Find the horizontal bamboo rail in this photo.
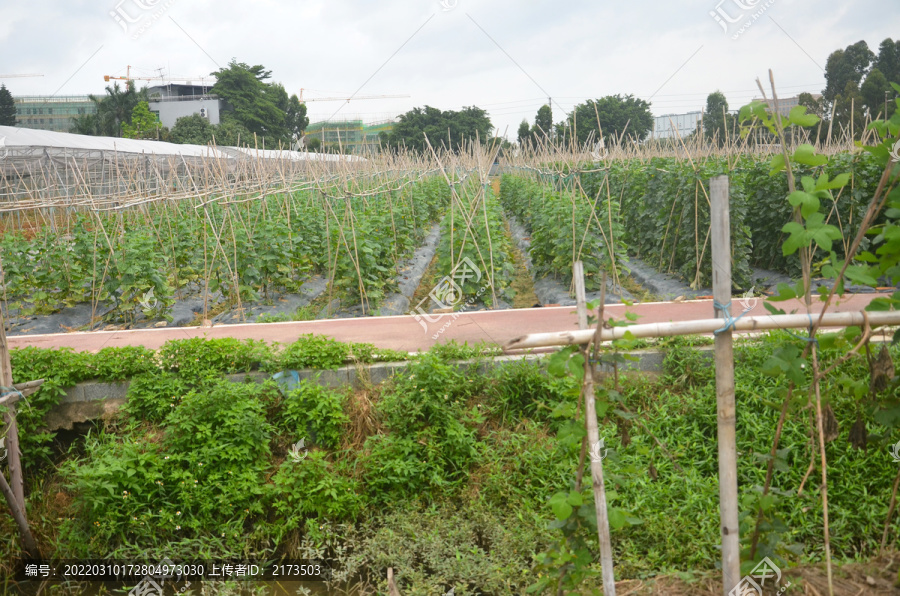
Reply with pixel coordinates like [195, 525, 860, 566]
[505, 309, 900, 350]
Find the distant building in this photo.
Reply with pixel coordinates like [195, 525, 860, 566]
[147, 84, 223, 128]
[13, 96, 97, 133]
[304, 119, 395, 153]
[652, 111, 702, 139]
[751, 93, 822, 117]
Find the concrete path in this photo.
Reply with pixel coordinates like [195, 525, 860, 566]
[7, 292, 891, 354]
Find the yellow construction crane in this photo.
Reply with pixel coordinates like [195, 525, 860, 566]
[298, 88, 409, 103]
[104, 66, 213, 86]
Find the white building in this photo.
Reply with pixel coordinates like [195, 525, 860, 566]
[147, 84, 224, 128]
[750, 93, 822, 118]
[652, 111, 702, 139]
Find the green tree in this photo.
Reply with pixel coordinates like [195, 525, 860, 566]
[121, 102, 161, 140]
[383, 105, 492, 153]
[860, 67, 894, 119]
[874, 38, 900, 84]
[532, 104, 553, 143]
[73, 81, 148, 137]
[561, 95, 653, 145]
[831, 80, 866, 139]
[517, 119, 531, 148]
[305, 137, 321, 151]
[212, 120, 252, 147]
[798, 92, 824, 117]
[70, 114, 100, 135]
[0, 84, 16, 126]
[702, 91, 733, 146]
[285, 94, 309, 145]
[823, 41, 875, 105]
[170, 113, 215, 145]
[210, 60, 289, 147]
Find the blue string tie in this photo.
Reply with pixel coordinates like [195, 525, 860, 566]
[713, 300, 752, 335]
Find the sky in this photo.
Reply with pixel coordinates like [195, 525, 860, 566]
[1, 0, 897, 139]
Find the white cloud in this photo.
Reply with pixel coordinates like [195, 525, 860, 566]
[1, 0, 896, 138]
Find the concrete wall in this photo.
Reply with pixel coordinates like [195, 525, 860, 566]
[45, 349, 708, 431]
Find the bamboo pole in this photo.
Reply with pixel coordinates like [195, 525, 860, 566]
[574, 261, 616, 596]
[0, 461, 40, 559]
[0, 306, 24, 510]
[710, 176, 740, 595]
[574, 261, 588, 330]
[504, 310, 900, 350]
[0, 309, 40, 558]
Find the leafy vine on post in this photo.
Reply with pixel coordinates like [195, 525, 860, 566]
[736, 74, 900, 596]
[530, 274, 642, 595]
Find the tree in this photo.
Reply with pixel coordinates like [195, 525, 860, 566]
[823, 41, 875, 104]
[517, 119, 531, 148]
[121, 102, 161, 139]
[860, 67, 893, 118]
[170, 114, 215, 145]
[70, 114, 100, 135]
[212, 120, 252, 147]
[210, 60, 289, 147]
[285, 94, 309, 145]
[702, 91, 733, 146]
[874, 38, 900, 85]
[382, 105, 492, 153]
[72, 81, 148, 137]
[532, 104, 553, 143]
[560, 95, 653, 146]
[831, 80, 866, 139]
[798, 92, 824, 118]
[0, 84, 16, 126]
[305, 137, 321, 151]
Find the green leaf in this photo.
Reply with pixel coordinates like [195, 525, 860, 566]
[816, 172, 850, 190]
[549, 492, 574, 520]
[566, 491, 584, 507]
[608, 507, 627, 530]
[788, 105, 819, 127]
[792, 144, 828, 166]
[844, 265, 878, 287]
[769, 153, 786, 175]
[768, 282, 797, 302]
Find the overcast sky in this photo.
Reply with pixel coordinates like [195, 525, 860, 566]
[1, 0, 896, 138]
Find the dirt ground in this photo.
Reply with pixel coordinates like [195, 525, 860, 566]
[611, 554, 900, 595]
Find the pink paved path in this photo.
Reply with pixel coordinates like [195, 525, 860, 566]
[7, 293, 891, 354]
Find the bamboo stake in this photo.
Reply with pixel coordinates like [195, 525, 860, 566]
[0, 305, 24, 510]
[710, 176, 740, 595]
[574, 261, 616, 596]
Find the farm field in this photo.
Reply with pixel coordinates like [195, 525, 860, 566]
[1, 148, 889, 340]
[3, 98, 900, 596]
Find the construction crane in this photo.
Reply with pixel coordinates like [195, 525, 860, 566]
[298, 88, 409, 104]
[0, 74, 43, 79]
[104, 65, 213, 86]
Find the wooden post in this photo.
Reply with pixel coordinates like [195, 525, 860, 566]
[0, 306, 25, 511]
[574, 261, 616, 595]
[0, 451, 40, 558]
[710, 176, 740, 594]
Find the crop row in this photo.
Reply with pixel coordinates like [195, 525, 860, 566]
[0, 176, 451, 321]
[503, 151, 883, 290]
[433, 179, 516, 307]
[500, 174, 624, 291]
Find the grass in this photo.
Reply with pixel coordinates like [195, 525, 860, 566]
[2, 334, 899, 595]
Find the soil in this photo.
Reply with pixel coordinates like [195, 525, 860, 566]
[614, 554, 900, 595]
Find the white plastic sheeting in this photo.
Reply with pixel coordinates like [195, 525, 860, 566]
[0, 126, 366, 212]
[0, 126, 365, 162]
